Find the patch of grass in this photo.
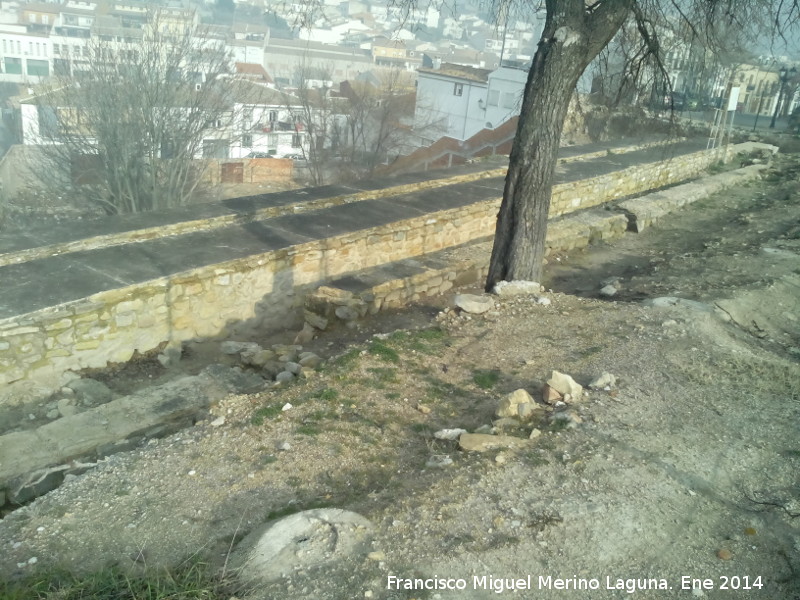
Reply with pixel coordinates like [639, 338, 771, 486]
[366, 367, 398, 384]
[425, 377, 470, 402]
[0, 561, 230, 600]
[388, 328, 448, 354]
[472, 369, 501, 389]
[332, 348, 360, 370]
[250, 403, 283, 426]
[296, 424, 322, 436]
[317, 388, 339, 402]
[368, 341, 400, 363]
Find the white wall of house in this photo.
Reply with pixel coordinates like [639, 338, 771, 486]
[483, 65, 526, 129]
[0, 26, 52, 82]
[415, 71, 487, 141]
[415, 64, 527, 141]
[227, 103, 309, 158]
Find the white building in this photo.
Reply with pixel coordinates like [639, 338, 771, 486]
[414, 61, 527, 141]
[0, 24, 53, 82]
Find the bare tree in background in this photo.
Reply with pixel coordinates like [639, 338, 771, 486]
[32, 15, 236, 214]
[285, 63, 346, 186]
[340, 69, 418, 176]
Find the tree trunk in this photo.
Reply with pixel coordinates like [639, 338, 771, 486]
[485, 0, 632, 290]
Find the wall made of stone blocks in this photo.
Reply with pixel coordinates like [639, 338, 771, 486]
[0, 145, 737, 397]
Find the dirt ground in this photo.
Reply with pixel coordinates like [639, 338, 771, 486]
[0, 155, 799, 599]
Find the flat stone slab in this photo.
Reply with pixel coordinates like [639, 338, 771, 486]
[234, 508, 374, 583]
[458, 433, 529, 452]
[0, 366, 261, 499]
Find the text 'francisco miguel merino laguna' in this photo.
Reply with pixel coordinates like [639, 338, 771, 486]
[387, 575, 671, 594]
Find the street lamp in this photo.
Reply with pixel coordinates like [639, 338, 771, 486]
[770, 66, 796, 128]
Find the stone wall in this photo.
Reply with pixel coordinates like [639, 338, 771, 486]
[199, 157, 294, 185]
[0, 144, 747, 396]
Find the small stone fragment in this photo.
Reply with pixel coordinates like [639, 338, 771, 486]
[546, 370, 583, 398]
[57, 398, 78, 418]
[284, 362, 302, 375]
[493, 280, 542, 297]
[517, 403, 541, 421]
[588, 372, 617, 389]
[425, 455, 453, 468]
[492, 417, 521, 429]
[417, 404, 432, 415]
[293, 323, 316, 345]
[454, 294, 495, 314]
[367, 551, 385, 561]
[496, 389, 535, 418]
[335, 305, 360, 321]
[298, 353, 323, 369]
[717, 548, 733, 560]
[458, 433, 528, 452]
[599, 285, 617, 297]
[304, 310, 329, 331]
[210, 416, 226, 427]
[542, 384, 563, 405]
[434, 428, 467, 440]
[529, 428, 542, 439]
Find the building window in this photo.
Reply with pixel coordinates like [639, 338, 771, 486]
[453, 83, 463, 96]
[27, 59, 49, 76]
[487, 89, 500, 107]
[502, 92, 517, 109]
[29, 13, 36, 23]
[4, 57, 22, 74]
[242, 133, 252, 147]
[42, 15, 49, 24]
[291, 133, 302, 148]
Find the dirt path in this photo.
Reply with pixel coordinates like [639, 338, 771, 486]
[1, 157, 798, 599]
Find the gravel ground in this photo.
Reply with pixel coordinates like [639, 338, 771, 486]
[1, 156, 799, 600]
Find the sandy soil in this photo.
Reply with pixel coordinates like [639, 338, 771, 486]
[1, 155, 798, 600]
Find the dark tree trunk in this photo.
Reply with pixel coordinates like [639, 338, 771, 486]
[486, 0, 632, 290]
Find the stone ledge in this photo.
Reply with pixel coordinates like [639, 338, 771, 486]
[618, 164, 768, 232]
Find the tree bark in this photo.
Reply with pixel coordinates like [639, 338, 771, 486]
[486, 0, 633, 290]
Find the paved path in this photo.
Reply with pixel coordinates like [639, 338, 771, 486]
[0, 137, 707, 321]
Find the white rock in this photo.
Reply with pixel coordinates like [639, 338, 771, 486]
[281, 403, 293, 411]
[210, 416, 226, 427]
[434, 428, 467, 440]
[493, 280, 542, 297]
[496, 389, 535, 418]
[547, 371, 583, 399]
[536, 296, 552, 305]
[454, 294, 495, 314]
[588, 372, 616, 389]
[221, 341, 260, 355]
[425, 455, 454, 468]
[234, 509, 373, 584]
[599, 285, 617, 297]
